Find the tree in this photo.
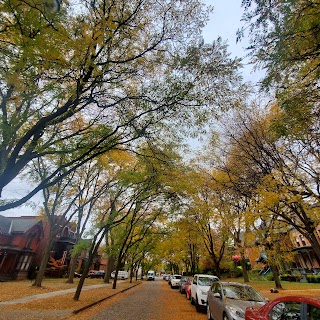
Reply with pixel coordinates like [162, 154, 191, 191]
[249, 187, 297, 289]
[0, 0, 243, 211]
[31, 158, 82, 287]
[239, 0, 320, 132]
[73, 142, 182, 299]
[219, 105, 320, 280]
[184, 170, 233, 278]
[66, 159, 114, 284]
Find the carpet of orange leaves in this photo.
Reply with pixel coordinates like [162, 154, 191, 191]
[0, 278, 139, 312]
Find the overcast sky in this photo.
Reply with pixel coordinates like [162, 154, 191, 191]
[203, 0, 264, 84]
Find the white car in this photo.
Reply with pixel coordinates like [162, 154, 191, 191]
[170, 274, 182, 288]
[111, 270, 129, 279]
[191, 274, 219, 312]
[147, 270, 155, 281]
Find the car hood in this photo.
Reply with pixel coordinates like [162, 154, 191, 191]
[226, 298, 265, 312]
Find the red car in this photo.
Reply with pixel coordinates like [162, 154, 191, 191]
[245, 295, 320, 320]
[185, 277, 193, 300]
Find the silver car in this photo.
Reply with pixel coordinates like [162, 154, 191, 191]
[207, 281, 267, 320]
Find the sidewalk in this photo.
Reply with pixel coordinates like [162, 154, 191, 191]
[0, 281, 141, 320]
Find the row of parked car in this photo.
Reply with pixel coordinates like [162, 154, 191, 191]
[74, 269, 129, 279]
[164, 274, 320, 320]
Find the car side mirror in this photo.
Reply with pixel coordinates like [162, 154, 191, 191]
[213, 293, 221, 299]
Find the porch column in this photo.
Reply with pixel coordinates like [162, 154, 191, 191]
[307, 251, 315, 269]
[0, 252, 7, 271]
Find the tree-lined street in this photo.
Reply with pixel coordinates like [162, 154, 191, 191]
[1, 0, 320, 304]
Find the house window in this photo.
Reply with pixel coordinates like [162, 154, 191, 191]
[300, 236, 307, 246]
[25, 232, 36, 248]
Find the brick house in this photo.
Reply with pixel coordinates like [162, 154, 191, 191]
[289, 227, 320, 275]
[0, 215, 78, 280]
[0, 215, 43, 280]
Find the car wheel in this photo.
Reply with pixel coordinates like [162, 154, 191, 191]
[223, 313, 229, 320]
[195, 296, 202, 312]
[191, 296, 195, 305]
[186, 291, 190, 300]
[207, 305, 213, 320]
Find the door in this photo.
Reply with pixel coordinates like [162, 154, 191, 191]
[191, 276, 198, 302]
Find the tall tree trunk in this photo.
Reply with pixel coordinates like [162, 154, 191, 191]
[104, 229, 115, 284]
[129, 259, 134, 283]
[105, 254, 115, 284]
[66, 254, 78, 284]
[271, 264, 282, 289]
[112, 270, 119, 289]
[73, 227, 107, 301]
[33, 232, 56, 287]
[240, 257, 250, 282]
[135, 260, 141, 281]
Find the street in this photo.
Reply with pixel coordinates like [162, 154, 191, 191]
[74, 278, 207, 320]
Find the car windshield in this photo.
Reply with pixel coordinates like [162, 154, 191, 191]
[173, 275, 181, 279]
[198, 277, 217, 286]
[223, 285, 264, 302]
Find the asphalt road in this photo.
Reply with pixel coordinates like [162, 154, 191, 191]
[87, 278, 207, 320]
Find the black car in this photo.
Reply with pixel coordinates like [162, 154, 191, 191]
[89, 270, 105, 279]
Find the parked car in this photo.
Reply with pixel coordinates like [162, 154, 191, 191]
[191, 274, 219, 312]
[110, 270, 129, 279]
[179, 276, 189, 294]
[185, 277, 193, 300]
[87, 270, 97, 277]
[89, 270, 105, 279]
[207, 281, 267, 320]
[168, 274, 173, 285]
[245, 295, 320, 320]
[170, 274, 182, 288]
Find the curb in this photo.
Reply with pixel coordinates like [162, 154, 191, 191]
[72, 281, 142, 314]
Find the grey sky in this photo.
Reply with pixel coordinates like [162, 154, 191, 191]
[203, 0, 263, 84]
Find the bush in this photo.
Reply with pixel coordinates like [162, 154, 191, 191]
[280, 274, 300, 282]
[234, 266, 243, 277]
[306, 275, 320, 283]
[226, 266, 243, 278]
[265, 273, 274, 281]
